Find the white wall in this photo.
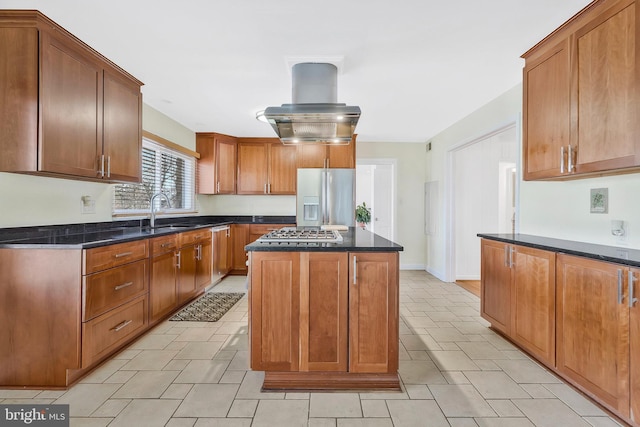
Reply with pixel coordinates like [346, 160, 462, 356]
[426, 82, 640, 282]
[357, 142, 427, 269]
[425, 84, 522, 281]
[0, 104, 195, 228]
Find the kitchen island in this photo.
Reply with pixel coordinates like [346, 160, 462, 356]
[245, 227, 403, 391]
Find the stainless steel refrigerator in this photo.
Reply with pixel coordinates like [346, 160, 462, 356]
[296, 168, 355, 227]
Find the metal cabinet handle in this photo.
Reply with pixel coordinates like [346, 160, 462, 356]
[107, 155, 111, 178]
[176, 251, 181, 268]
[618, 269, 623, 304]
[217, 181, 220, 193]
[509, 247, 514, 268]
[112, 319, 132, 332]
[160, 242, 174, 249]
[560, 146, 565, 174]
[114, 252, 133, 258]
[630, 271, 638, 308]
[568, 145, 574, 172]
[196, 244, 202, 261]
[353, 256, 357, 284]
[114, 281, 133, 291]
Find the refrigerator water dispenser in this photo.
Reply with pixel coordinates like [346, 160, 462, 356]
[303, 196, 319, 221]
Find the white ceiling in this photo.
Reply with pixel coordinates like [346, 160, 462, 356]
[3, 0, 592, 143]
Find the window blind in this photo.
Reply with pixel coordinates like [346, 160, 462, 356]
[113, 138, 196, 215]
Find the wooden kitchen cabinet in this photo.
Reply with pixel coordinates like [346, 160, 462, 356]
[196, 132, 237, 194]
[0, 11, 142, 182]
[250, 251, 301, 371]
[237, 138, 297, 195]
[522, 38, 571, 180]
[300, 252, 349, 372]
[631, 267, 640, 425]
[556, 254, 630, 418]
[250, 250, 400, 390]
[149, 234, 179, 323]
[178, 229, 213, 302]
[480, 239, 513, 335]
[522, 0, 640, 180]
[349, 252, 399, 374]
[231, 224, 250, 275]
[213, 226, 232, 283]
[480, 239, 556, 366]
[297, 136, 357, 168]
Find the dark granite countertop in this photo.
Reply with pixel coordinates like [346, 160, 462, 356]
[245, 227, 403, 252]
[478, 233, 640, 268]
[0, 215, 296, 249]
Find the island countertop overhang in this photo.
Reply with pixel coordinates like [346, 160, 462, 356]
[244, 227, 403, 252]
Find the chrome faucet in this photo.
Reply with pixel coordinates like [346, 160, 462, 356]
[150, 192, 171, 228]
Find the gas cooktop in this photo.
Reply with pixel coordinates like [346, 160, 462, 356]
[257, 227, 344, 243]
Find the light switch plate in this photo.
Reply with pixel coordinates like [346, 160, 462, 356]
[81, 195, 96, 214]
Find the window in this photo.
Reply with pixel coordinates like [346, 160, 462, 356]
[113, 137, 196, 215]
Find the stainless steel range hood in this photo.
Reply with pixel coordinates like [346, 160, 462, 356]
[263, 63, 361, 144]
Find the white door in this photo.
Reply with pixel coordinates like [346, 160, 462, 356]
[356, 160, 396, 241]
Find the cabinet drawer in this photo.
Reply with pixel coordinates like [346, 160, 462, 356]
[82, 294, 148, 368]
[179, 228, 212, 247]
[150, 234, 179, 256]
[83, 259, 149, 321]
[84, 240, 149, 274]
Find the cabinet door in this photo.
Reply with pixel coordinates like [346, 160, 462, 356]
[250, 252, 300, 371]
[41, 32, 102, 178]
[630, 268, 640, 424]
[328, 139, 356, 168]
[556, 254, 629, 416]
[511, 246, 556, 366]
[522, 38, 571, 180]
[0, 27, 39, 172]
[237, 142, 268, 194]
[103, 69, 142, 182]
[150, 251, 178, 323]
[217, 136, 237, 194]
[574, 1, 639, 174]
[177, 245, 198, 304]
[349, 252, 398, 373]
[480, 239, 512, 335]
[231, 224, 250, 274]
[268, 143, 297, 194]
[213, 228, 230, 281]
[196, 238, 213, 289]
[297, 144, 327, 168]
[300, 252, 348, 372]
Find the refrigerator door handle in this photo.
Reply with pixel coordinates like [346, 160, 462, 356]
[322, 169, 328, 225]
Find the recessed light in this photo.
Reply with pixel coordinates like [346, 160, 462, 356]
[255, 110, 268, 123]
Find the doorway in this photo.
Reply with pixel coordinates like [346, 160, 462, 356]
[355, 159, 396, 242]
[447, 123, 518, 282]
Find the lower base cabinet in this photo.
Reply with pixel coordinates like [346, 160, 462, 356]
[481, 238, 640, 426]
[249, 250, 400, 390]
[556, 254, 631, 419]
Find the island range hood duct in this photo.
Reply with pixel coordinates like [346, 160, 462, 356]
[263, 63, 361, 144]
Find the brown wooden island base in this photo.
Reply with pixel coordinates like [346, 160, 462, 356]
[246, 230, 403, 392]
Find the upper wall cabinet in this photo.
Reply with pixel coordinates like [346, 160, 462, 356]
[522, 0, 640, 180]
[196, 132, 237, 194]
[236, 138, 297, 195]
[297, 135, 357, 169]
[0, 11, 143, 183]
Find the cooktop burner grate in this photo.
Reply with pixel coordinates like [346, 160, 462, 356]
[257, 227, 343, 243]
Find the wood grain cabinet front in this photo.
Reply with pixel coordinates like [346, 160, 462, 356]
[237, 138, 297, 195]
[0, 11, 142, 183]
[297, 136, 357, 169]
[196, 133, 237, 194]
[480, 239, 556, 366]
[556, 254, 631, 419]
[522, 0, 640, 180]
[250, 250, 400, 390]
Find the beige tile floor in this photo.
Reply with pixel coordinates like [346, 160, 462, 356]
[0, 271, 624, 427]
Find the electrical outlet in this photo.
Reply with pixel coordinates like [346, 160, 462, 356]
[81, 195, 96, 214]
